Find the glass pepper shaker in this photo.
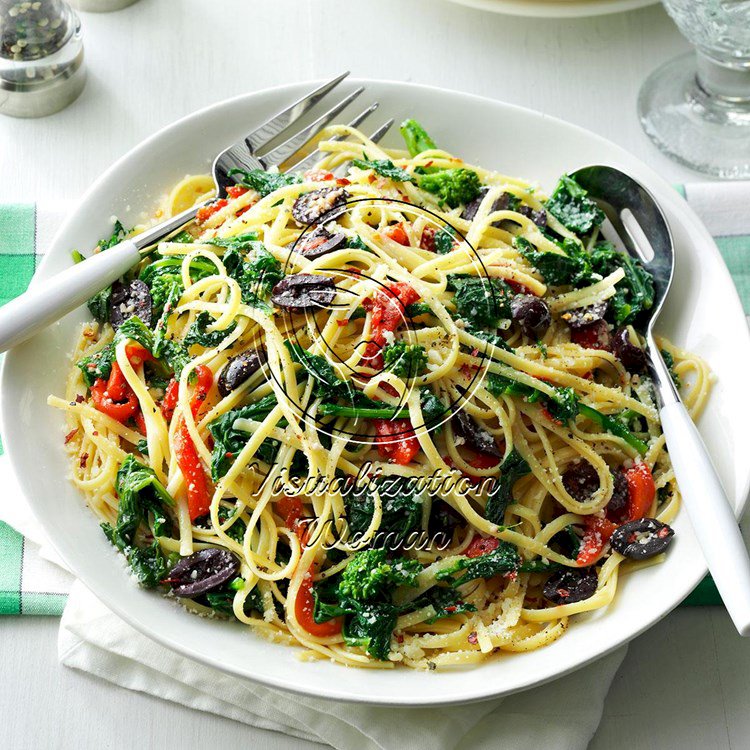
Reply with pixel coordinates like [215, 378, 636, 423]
[0, 0, 86, 118]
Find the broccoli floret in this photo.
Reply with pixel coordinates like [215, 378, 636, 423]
[400, 119, 438, 157]
[418, 168, 482, 209]
[383, 341, 427, 379]
[338, 548, 421, 602]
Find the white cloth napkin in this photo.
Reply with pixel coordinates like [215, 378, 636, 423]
[58, 581, 626, 749]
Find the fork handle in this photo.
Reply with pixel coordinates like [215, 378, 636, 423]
[0, 204, 202, 353]
[660, 400, 750, 636]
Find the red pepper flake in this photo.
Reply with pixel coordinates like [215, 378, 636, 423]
[337, 178, 351, 186]
[75, 394, 85, 403]
[64, 428, 78, 444]
[79, 452, 89, 468]
[92, 431, 99, 436]
[468, 631, 479, 645]
[337, 319, 348, 327]
[396, 634, 404, 644]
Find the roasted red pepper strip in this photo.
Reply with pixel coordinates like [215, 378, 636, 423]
[295, 567, 343, 637]
[196, 199, 228, 224]
[373, 418, 420, 465]
[362, 282, 421, 368]
[226, 185, 249, 199]
[90, 367, 140, 423]
[465, 535, 500, 558]
[625, 462, 656, 521]
[161, 378, 179, 423]
[384, 222, 410, 246]
[576, 516, 618, 566]
[174, 365, 214, 520]
[277, 496, 304, 531]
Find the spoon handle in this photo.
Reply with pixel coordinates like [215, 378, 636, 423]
[0, 239, 141, 353]
[660, 400, 750, 636]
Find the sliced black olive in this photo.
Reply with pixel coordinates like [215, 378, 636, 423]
[452, 411, 501, 457]
[460, 188, 508, 224]
[271, 274, 336, 313]
[510, 294, 551, 338]
[517, 204, 548, 228]
[561, 302, 608, 330]
[217, 349, 266, 397]
[606, 470, 630, 524]
[428, 500, 463, 547]
[297, 227, 347, 260]
[543, 567, 599, 605]
[612, 327, 647, 373]
[562, 461, 600, 501]
[292, 187, 349, 226]
[109, 279, 152, 329]
[610, 518, 674, 560]
[164, 548, 240, 597]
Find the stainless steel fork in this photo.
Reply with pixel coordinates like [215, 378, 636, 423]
[0, 72, 392, 352]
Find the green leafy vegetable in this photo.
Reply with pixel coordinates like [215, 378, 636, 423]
[115, 316, 154, 351]
[383, 341, 427, 379]
[351, 157, 413, 183]
[515, 236, 592, 287]
[434, 226, 456, 255]
[660, 349, 681, 390]
[183, 311, 237, 349]
[227, 169, 302, 197]
[342, 602, 398, 660]
[484, 449, 531, 525]
[207, 394, 278, 480]
[139, 256, 218, 286]
[418, 168, 481, 209]
[436, 541, 520, 587]
[451, 276, 513, 329]
[545, 175, 605, 235]
[83, 220, 128, 323]
[400, 119, 438, 157]
[222, 241, 284, 309]
[405, 302, 433, 318]
[345, 475, 424, 545]
[578, 403, 649, 455]
[77, 343, 115, 387]
[127, 542, 170, 588]
[338, 548, 421, 601]
[590, 242, 654, 325]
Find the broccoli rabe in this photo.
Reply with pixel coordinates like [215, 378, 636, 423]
[383, 341, 427, 379]
[660, 349, 681, 390]
[400, 119, 438, 157]
[226, 168, 302, 197]
[77, 343, 115, 387]
[451, 276, 513, 329]
[338, 548, 421, 601]
[436, 541, 521, 587]
[545, 174, 605, 235]
[418, 168, 482, 209]
[351, 157, 413, 183]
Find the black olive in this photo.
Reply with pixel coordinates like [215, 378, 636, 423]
[460, 188, 509, 224]
[606, 470, 630, 524]
[428, 500, 463, 547]
[297, 228, 347, 260]
[510, 294, 551, 338]
[612, 328, 647, 373]
[271, 274, 336, 313]
[164, 548, 240, 597]
[291, 187, 349, 226]
[610, 518, 674, 560]
[561, 302, 608, 330]
[517, 204, 548, 229]
[217, 349, 266, 397]
[562, 461, 600, 501]
[543, 567, 599, 605]
[452, 411, 502, 457]
[109, 279, 152, 329]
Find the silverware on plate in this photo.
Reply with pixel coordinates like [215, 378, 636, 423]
[0, 70, 392, 351]
[574, 165, 750, 636]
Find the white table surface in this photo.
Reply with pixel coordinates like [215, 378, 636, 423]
[1, 1, 747, 748]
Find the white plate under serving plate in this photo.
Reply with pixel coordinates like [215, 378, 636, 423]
[443, 0, 656, 18]
[3, 79, 749, 706]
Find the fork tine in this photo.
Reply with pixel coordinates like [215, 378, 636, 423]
[367, 117, 394, 144]
[284, 102, 381, 173]
[243, 71, 350, 154]
[259, 86, 365, 169]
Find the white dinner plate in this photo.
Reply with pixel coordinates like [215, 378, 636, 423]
[444, 0, 656, 18]
[3, 78, 749, 706]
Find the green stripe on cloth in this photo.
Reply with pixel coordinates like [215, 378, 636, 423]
[0, 521, 23, 614]
[716, 236, 750, 315]
[0, 204, 35, 255]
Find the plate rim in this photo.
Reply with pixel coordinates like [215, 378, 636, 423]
[441, 0, 657, 18]
[3, 76, 748, 706]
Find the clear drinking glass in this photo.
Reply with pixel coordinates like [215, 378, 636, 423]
[638, 0, 750, 178]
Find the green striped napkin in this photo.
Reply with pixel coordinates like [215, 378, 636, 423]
[2, 191, 745, 615]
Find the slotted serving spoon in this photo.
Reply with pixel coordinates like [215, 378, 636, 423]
[573, 165, 750, 636]
[0, 72, 392, 352]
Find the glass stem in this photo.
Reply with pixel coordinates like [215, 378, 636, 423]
[696, 52, 750, 104]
